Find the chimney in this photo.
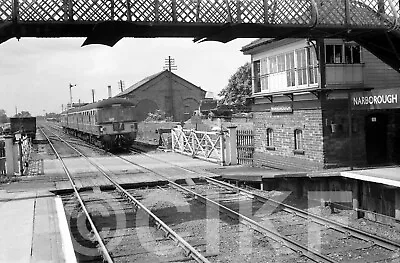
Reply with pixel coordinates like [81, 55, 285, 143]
[92, 89, 95, 103]
[108, 85, 112, 98]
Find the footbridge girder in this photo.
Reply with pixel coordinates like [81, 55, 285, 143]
[0, 0, 400, 71]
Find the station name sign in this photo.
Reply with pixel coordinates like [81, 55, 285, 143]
[351, 88, 400, 110]
[271, 104, 293, 113]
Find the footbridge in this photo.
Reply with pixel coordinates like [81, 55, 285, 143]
[1, 0, 400, 71]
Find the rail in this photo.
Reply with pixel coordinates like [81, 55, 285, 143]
[204, 177, 400, 251]
[39, 127, 113, 263]
[122, 149, 337, 263]
[127, 147, 400, 259]
[42, 126, 210, 263]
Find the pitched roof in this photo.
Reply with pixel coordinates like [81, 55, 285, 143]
[116, 71, 165, 97]
[115, 70, 205, 97]
[241, 38, 272, 52]
[241, 38, 302, 54]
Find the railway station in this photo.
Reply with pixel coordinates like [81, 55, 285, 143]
[1, 0, 400, 262]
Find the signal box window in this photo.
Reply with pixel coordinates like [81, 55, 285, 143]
[326, 43, 361, 64]
[326, 44, 343, 64]
[253, 60, 261, 93]
[344, 44, 361, 64]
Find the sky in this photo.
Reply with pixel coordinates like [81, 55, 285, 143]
[0, 37, 256, 116]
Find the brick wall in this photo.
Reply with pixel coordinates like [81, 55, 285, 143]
[121, 71, 205, 122]
[253, 106, 325, 170]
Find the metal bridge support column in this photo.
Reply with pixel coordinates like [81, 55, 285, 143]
[395, 189, 400, 226]
[4, 135, 15, 177]
[225, 126, 237, 165]
[352, 180, 360, 219]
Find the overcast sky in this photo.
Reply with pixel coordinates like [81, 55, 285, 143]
[0, 37, 255, 116]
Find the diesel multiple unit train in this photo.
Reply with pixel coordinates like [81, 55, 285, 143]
[60, 98, 138, 150]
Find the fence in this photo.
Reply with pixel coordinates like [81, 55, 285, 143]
[172, 127, 226, 164]
[0, 135, 33, 176]
[21, 136, 32, 175]
[0, 138, 5, 175]
[237, 129, 254, 165]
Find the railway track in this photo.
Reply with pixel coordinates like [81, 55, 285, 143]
[44, 124, 328, 262]
[124, 148, 400, 263]
[43, 124, 400, 262]
[40, 126, 210, 263]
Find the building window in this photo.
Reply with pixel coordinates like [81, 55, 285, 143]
[253, 60, 261, 93]
[269, 56, 277, 74]
[344, 44, 361, 64]
[326, 44, 343, 64]
[294, 129, 304, 154]
[308, 47, 318, 84]
[277, 54, 285, 72]
[296, 48, 307, 86]
[266, 128, 275, 150]
[326, 43, 362, 64]
[261, 58, 269, 91]
[286, 52, 295, 87]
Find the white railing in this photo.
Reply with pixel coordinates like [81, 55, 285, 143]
[171, 126, 238, 165]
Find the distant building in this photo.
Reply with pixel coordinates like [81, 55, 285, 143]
[116, 70, 206, 122]
[66, 102, 89, 110]
[242, 38, 400, 170]
[199, 98, 218, 115]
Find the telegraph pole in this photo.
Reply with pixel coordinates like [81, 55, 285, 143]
[163, 56, 177, 71]
[118, 80, 125, 92]
[163, 56, 177, 121]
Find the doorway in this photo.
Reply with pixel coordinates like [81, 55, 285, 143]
[365, 113, 388, 165]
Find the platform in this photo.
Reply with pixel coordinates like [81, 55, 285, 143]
[211, 165, 400, 189]
[341, 166, 400, 188]
[208, 166, 309, 182]
[0, 190, 76, 263]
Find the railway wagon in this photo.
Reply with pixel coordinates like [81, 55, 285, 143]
[60, 98, 138, 150]
[10, 117, 37, 139]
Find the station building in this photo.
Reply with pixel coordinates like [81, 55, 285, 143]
[242, 38, 400, 170]
[116, 70, 206, 122]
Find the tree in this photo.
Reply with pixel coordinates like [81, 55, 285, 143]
[0, 109, 8, 123]
[218, 62, 252, 111]
[14, 111, 32, 118]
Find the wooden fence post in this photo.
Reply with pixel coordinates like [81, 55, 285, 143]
[227, 126, 237, 165]
[171, 128, 175, 151]
[220, 130, 225, 166]
[4, 135, 15, 177]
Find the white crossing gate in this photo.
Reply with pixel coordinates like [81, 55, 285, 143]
[172, 127, 225, 165]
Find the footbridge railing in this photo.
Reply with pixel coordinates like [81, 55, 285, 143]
[0, 0, 399, 31]
[1, 1, 399, 71]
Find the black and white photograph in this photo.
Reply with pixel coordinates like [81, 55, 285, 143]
[1, 1, 400, 262]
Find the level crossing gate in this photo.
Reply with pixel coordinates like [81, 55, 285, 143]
[172, 126, 255, 166]
[172, 127, 226, 164]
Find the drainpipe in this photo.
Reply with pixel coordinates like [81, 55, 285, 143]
[348, 91, 354, 170]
